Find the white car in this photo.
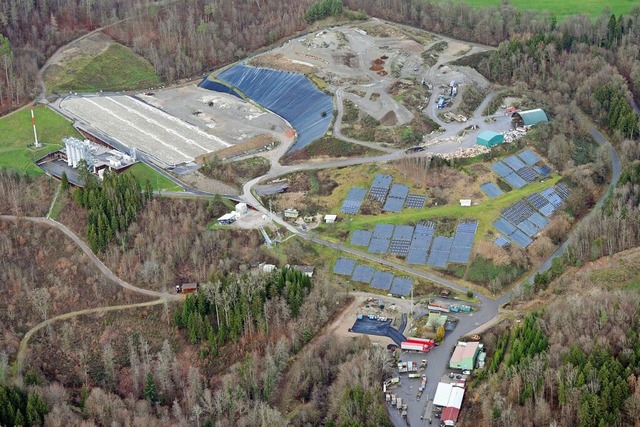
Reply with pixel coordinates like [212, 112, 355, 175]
[462, 370, 472, 375]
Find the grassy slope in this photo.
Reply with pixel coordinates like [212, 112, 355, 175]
[328, 173, 562, 243]
[0, 106, 81, 176]
[123, 163, 184, 192]
[46, 42, 161, 93]
[446, 0, 634, 19]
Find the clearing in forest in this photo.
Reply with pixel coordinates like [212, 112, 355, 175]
[44, 32, 161, 94]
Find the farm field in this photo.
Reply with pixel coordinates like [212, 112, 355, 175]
[445, 0, 634, 19]
[0, 106, 81, 176]
[44, 40, 161, 94]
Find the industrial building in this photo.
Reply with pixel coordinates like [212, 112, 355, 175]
[217, 212, 237, 225]
[449, 341, 482, 370]
[36, 137, 136, 186]
[476, 130, 504, 147]
[511, 108, 549, 127]
[434, 382, 466, 426]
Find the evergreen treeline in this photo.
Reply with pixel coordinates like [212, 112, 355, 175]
[506, 313, 548, 368]
[175, 268, 312, 356]
[305, 0, 343, 23]
[594, 85, 639, 138]
[0, 385, 47, 427]
[73, 170, 152, 253]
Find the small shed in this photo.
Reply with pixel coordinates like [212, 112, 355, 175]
[261, 263, 276, 273]
[324, 214, 337, 223]
[511, 108, 548, 126]
[217, 212, 237, 225]
[476, 131, 504, 147]
[459, 199, 471, 207]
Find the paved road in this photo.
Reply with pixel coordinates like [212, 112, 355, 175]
[0, 215, 180, 301]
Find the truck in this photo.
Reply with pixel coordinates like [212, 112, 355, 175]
[460, 305, 472, 313]
[401, 338, 436, 353]
[421, 359, 428, 369]
[396, 398, 403, 409]
[437, 96, 445, 109]
[449, 305, 460, 313]
[391, 395, 397, 406]
[428, 302, 450, 313]
[421, 374, 428, 389]
[421, 398, 434, 422]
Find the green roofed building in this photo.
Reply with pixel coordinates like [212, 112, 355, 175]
[512, 108, 549, 126]
[449, 341, 482, 370]
[476, 130, 504, 147]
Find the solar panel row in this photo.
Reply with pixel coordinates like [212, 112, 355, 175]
[351, 265, 375, 283]
[534, 165, 551, 177]
[388, 184, 410, 199]
[518, 149, 541, 166]
[406, 247, 428, 264]
[371, 271, 394, 290]
[509, 229, 533, 247]
[427, 251, 449, 268]
[504, 155, 526, 171]
[480, 182, 504, 199]
[540, 188, 563, 207]
[516, 166, 538, 182]
[341, 187, 367, 214]
[368, 238, 390, 254]
[556, 183, 570, 200]
[389, 241, 411, 255]
[493, 218, 517, 236]
[517, 219, 540, 237]
[333, 257, 356, 275]
[383, 197, 405, 212]
[393, 225, 414, 241]
[448, 246, 472, 264]
[494, 236, 511, 248]
[456, 221, 479, 234]
[373, 223, 395, 240]
[503, 172, 527, 189]
[390, 277, 413, 296]
[351, 230, 373, 246]
[501, 200, 535, 225]
[369, 187, 388, 202]
[528, 212, 549, 229]
[371, 174, 393, 190]
[492, 161, 513, 178]
[405, 194, 426, 208]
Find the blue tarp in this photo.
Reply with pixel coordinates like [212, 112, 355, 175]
[198, 79, 242, 98]
[205, 64, 333, 152]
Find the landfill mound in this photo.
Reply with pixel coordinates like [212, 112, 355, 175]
[201, 63, 333, 152]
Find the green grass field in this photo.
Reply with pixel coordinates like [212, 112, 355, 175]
[124, 163, 184, 192]
[0, 106, 81, 176]
[45, 42, 161, 93]
[446, 0, 635, 19]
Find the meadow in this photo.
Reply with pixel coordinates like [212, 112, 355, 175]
[446, 0, 636, 19]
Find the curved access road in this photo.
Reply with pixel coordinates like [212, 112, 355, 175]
[0, 215, 180, 301]
[15, 298, 166, 375]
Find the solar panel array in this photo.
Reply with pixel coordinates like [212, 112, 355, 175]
[351, 230, 373, 246]
[516, 166, 538, 182]
[494, 236, 511, 248]
[405, 194, 426, 208]
[383, 184, 410, 212]
[491, 150, 552, 189]
[333, 257, 356, 275]
[504, 155, 526, 171]
[493, 184, 570, 248]
[427, 236, 453, 268]
[369, 174, 393, 202]
[390, 277, 414, 296]
[341, 187, 367, 214]
[480, 182, 504, 199]
[449, 221, 478, 263]
[519, 150, 541, 166]
[371, 271, 394, 290]
[407, 222, 435, 265]
[351, 265, 375, 283]
[369, 238, 390, 254]
[373, 224, 395, 239]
